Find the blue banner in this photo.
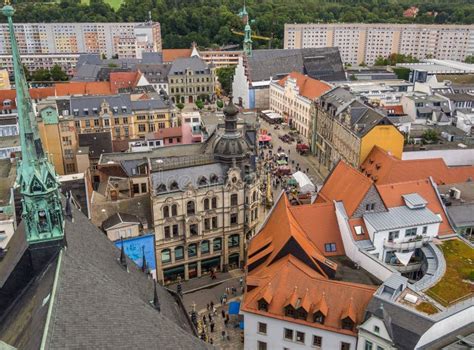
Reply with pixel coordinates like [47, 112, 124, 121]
[115, 234, 156, 270]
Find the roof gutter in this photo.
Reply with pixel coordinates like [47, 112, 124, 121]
[40, 249, 63, 350]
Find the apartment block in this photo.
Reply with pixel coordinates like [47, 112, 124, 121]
[284, 23, 474, 65]
[0, 53, 80, 76]
[0, 21, 161, 59]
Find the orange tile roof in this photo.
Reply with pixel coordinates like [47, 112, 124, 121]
[376, 179, 455, 236]
[162, 49, 192, 63]
[278, 72, 332, 100]
[247, 194, 336, 277]
[54, 82, 112, 96]
[109, 71, 141, 94]
[361, 146, 474, 185]
[242, 255, 376, 335]
[289, 202, 345, 256]
[317, 161, 373, 217]
[0, 87, 56, 110]
[382, 105, 405, 115]
[348, 218, 370, 241]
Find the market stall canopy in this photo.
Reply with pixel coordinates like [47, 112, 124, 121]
[292, 171, 316, 194]
[276, 159, 287, 165]
[228, 301, 241, 315]
[259, 134, 272, 142]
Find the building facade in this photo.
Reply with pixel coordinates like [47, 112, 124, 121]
[269, 72, 331, 138]
[0, 21, 161, 59]
[284, 23, 474, 65]
[312, 87, 404, 176]
[168, 56, 216, 104]
[0, 53, 80, 76]
[0, 68, 10, 90]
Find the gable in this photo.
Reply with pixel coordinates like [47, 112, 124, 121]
[360, 315, 393, 342]
[352, 185, 386, 218]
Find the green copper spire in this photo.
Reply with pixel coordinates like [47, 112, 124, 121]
[2, 3, 64, 244]
[243, 23, 253, 57]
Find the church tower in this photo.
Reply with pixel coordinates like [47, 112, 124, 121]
[2, 3, 64, 245]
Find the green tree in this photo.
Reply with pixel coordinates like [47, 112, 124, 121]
[32, 68, 51, 82]
[176, 102, 184, 111]
[50, 64, 68, 81]
[195, 100, 204, 110]
[216, 66, 235, 95]
[465, 56, 474, 64]
[22, 64, 31, 81]
[393, 67, 411, 80]
[216, 99, 224, 109]
[422, 129, 439, 143]
[374, 56, 388, 66]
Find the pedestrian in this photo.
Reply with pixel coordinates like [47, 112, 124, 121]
[225, 313, 230, 323]
[210, 301, 214, 309]
[223, 297, 227, 305]
[209, 313, 213, 322]
[209, 338, 214, 345]
[221, 309, 226, 318]
[206, 303, 210, 311]
[202, 315, 207, 325]
[210, 322, 215, 333]
[221, 330, 226, 341]
[212, 305, 217, 315]
[224, 318, 228, 328]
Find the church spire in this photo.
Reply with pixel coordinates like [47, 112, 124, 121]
[2, 2, 64, 244]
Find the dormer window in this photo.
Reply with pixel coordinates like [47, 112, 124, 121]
[284, 305, 295, 318]
[354, 226, 364, 235]
[258, 299, 268, 312]
[169, 181, 179, 191]
[198, 176, 208, 186]
[156, 183, 167, 193]
[341, 317, 354, 331]
[313, 311, 325, 324]
[113, 107, 118, 114]
[121, 106, 127, 112]
[73, 108, 79, 116]
[83, 108, 89, 115]
[210, 174, 219, 184]
[296, 308, 307, 320]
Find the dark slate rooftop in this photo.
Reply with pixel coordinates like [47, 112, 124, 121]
[247, 47, 345, 83]
[0, 202, 208, 350]
[78, 132, 113, 160]
[137, 63, 171, 84]
[70, 94, 131, 117]
[365, 296, 434, 350]
[169, 56, 210, 75]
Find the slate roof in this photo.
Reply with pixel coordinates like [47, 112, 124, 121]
[78, 132, 113, 160]
[137, 64, 171, 84]
[364, 297, 434, 350]
[102, 212, 142, 230]
[247, 47, 345, 83]
[0, 202, 208, 349]
[169, 56, 210, 75]
[70, 94, 132, 117]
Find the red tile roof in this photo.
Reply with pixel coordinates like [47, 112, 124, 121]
[278, 72, 332, 100]
[317, 161, 373, 217]
[242, 255, 376, 335]
[148, 127, 182, 140]
[109, 71, 141, 94]
[162, 49, 192, 63]
[247, 194, 336, 277]
[54, 82, 112, 96]
[0, 87, 56, 110]
[289, 202, 345, 256]
[382, 105, 405, 115]
[361, 146, 474, 185]
[376, 179, 455, 236]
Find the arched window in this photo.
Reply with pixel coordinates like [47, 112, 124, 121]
[175, 246, 184, 261]
[210, 174, 219, 184]
[258, 299, 268, 311]
[211, 197, 217, 209]
[161, 249, 171, 263]
[341, 317, 354, 331]
[253, 191, 257, 202]
[213, 238, 222, 251]
[163, 206, 169, 218]
[204, 198, 210, 210]
[170, 181, 179, 191]
[187, 201, 195, 215]
[198, 176, 208, 186]
[156, 183, 167, 193]
[171, 204, 178, 216]
[188, 243, 197, 257]
[201, 240, 210, 254]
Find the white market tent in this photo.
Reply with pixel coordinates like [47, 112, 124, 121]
[292, 171, 315, 194]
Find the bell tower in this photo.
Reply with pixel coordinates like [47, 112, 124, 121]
[2, 3, 64, 245]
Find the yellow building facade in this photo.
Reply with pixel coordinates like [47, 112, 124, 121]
[359, 124, 404, 165]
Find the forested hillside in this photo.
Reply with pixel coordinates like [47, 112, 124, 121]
[4, 0, 474, 49]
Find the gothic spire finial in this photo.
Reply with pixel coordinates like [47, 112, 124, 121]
[141, 245, 148, 273]
[153, 280, 160, 311]
[119, 237, 127, 268]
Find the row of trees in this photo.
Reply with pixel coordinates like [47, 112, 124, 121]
[3, 0, 474, 50]
[24, 64, 69, 82]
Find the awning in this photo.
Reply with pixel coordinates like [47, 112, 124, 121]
[228, 301, 241, 315]
[276, 159, 287, 165]
[292, 171, 316, 194]
[259, 135, 272, 142]
[395, 251, 414, 266]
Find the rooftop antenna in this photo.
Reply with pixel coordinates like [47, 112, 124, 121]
[148, 11, 152, 23]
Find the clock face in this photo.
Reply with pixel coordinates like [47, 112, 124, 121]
[39, 210, 46, 217]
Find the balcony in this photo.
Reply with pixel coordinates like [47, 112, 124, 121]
[384, 236, 431, 251]
[388, 260, 423, 273]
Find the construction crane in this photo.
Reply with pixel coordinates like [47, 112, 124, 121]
[231, 29, 273, 49]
